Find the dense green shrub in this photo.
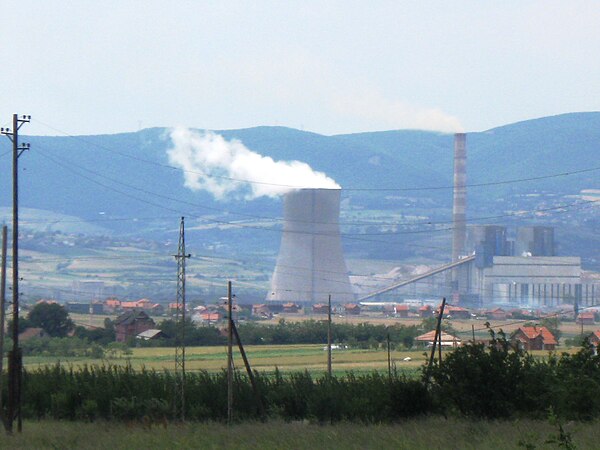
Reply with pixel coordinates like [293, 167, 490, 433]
[14, 336, 600, 423]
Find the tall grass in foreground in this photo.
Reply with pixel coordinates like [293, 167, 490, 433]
[3, 418, 600, 450]
[7, 339, 600, 424]
[16, 364, 429, 422]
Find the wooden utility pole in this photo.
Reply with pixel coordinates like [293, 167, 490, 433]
[0, 226, 7, 424]
[327, 294, 332, 377]
[387, 332, 391, 381]
[427, 297, 447, 379]
[1, 114, 30, 433]
[227, 281, 233, 424]
[231, 321, 265, 419]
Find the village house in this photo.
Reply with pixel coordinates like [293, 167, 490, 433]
[136, 329, 164, 341]
[198, 311, 222, 325]
[395, 304, 410, 318]
[344, 303, 361, 315]
[312, 303, 329, 315]
[511, 326, 557, 351]
[283, 302, 301, 313]
[444, 305, 471, 320]
[577, 311, 596, 325]
[419, 305, 432, 318]
[169, 302, 182, 315]
[114, 310, 155, 342]
[486, 307, 508, 321]
[415, 330, 461, 348]
[19, 327, 48, 342]
[103, 298, 121, 313]
[252, 304, 271, 317]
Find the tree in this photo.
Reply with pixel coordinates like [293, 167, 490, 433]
[27, 302, 74, 337]
[540, 317, 562, 342]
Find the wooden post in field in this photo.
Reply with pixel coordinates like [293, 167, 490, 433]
[0, 225, 7, 425]
[231, 321, 265, 420]
[427, 297, 446, 380]
[327, 294, 332, 377]
[227, 281, 233, 424]
[472, 324, 475, 343]
[387, 332, 391, 381]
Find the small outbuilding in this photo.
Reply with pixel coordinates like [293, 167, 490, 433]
[136, 329, 164, 341]
[415, 330, 461, 348]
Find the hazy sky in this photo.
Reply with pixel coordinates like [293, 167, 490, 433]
[2, 1, 600, 136]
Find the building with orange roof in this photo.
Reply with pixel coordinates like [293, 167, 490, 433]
[444, 305, 471, 319]
[419, 305, 432, 318]
[395, 304, 410, 318]
[344, 303, 361, 315]
[512, 326, 557, 351]
[577, 311, 596, 325]
[415, 330, 461, 347]
[312, 303, 329, 314]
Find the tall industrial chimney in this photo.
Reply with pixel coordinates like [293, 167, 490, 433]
[452, 133, 467, 264]
[268, 188, 355, 304]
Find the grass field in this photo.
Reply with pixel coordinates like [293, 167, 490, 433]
[22, 342, 566, 377]
[22, 344, 428, 375]
[2, 418, 598, 449]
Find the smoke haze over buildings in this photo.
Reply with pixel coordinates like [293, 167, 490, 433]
[167, 127, 340, 200]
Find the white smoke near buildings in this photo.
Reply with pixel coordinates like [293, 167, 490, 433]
[167, 127, 340, 200]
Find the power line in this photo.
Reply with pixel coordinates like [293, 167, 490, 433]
[31, 146, 600, 240]
[32, 117, 600, 192]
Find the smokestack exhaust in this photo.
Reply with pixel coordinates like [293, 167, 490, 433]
[268, 189, 355, 304]
[452, 133, 467, 264]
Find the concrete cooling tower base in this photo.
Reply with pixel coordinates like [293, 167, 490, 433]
[268, 189, 355, 304]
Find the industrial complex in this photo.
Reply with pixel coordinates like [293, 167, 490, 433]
[267, 134, 599, 309]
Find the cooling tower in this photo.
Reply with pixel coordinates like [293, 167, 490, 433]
[268, 188, 355, 304]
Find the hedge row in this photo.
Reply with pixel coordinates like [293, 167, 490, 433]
[5, 336, 600, 422]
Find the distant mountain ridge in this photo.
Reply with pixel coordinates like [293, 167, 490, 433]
[0, 112, 598, 236]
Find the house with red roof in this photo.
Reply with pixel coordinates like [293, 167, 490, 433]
[103, 298, 121, 312]
[283, 302, 301, 313]
[511, 326, 557, 351]
[312, 303, 329, 315]
[577, 311, 596, 325]
[344, 303, 361, 315]
[114, 310, 155, 342]
[415, 330, 461, 348]
[419, 305, 432, 318]
[486, 308, 508, 321]
[444, 305, 471, 320]
[395, 304, 410, 318]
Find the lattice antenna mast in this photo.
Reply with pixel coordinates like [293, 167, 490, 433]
[174, 217, 190, 420]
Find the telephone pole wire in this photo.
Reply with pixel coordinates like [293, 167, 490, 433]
[1, 113, 30, 434]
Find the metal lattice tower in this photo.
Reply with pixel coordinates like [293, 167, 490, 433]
[174, 217, 190, 419]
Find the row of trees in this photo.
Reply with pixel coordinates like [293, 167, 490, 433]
[11, 303, 424, 356]
[141, 318, 421, 349]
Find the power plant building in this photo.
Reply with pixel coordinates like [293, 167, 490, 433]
[268, 188, 355, 305]
[462, 225, 598, 306]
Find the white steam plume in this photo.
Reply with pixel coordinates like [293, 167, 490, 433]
[167, 127, 340, 200]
